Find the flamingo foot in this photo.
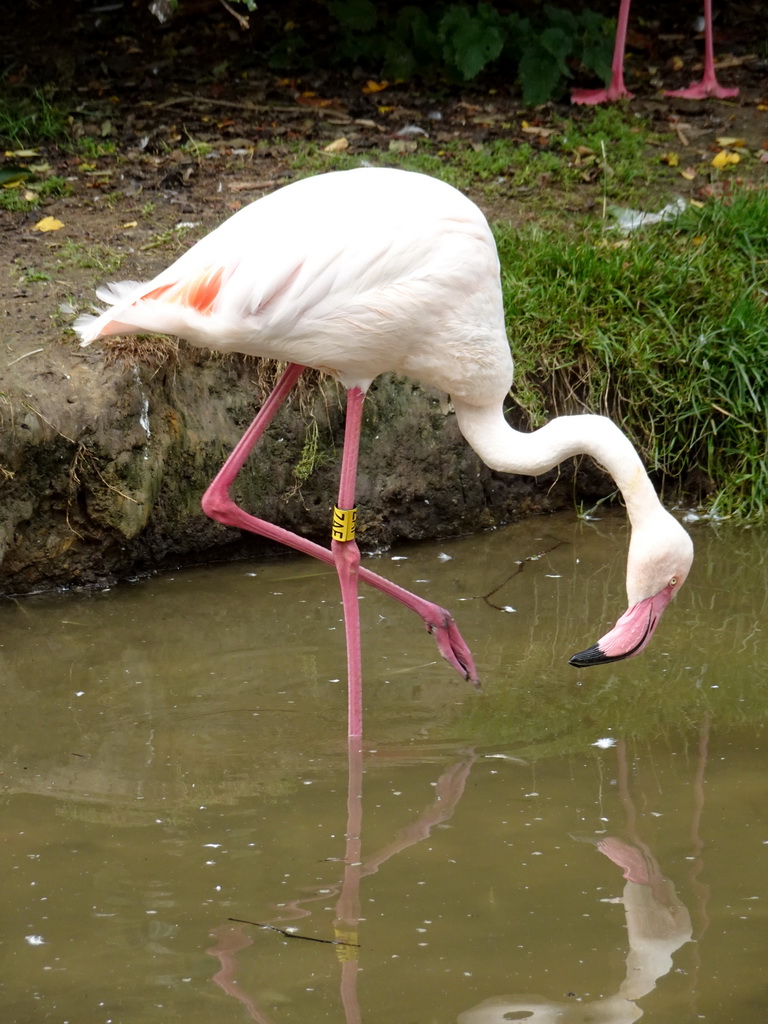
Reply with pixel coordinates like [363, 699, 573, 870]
[664, 78, 738, 100]
[424, 608, 479, 687]
[571, 83, 634, 105]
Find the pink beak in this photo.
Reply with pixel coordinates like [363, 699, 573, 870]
[569, 585, 675, 667]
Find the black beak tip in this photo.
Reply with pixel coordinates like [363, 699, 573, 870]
[569, 643, 607, 668]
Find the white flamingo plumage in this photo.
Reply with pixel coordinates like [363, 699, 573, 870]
[75, 167, 693, 737]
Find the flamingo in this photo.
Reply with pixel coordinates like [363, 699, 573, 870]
[75, 167, 693, 737]
[571, 0, 738, 104]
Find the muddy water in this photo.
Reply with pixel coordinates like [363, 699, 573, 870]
[1, 511, 766, 1024]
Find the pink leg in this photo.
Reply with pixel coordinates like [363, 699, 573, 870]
[333, 388, 365, 737]
[201, 365, 478, 729]
[334, 738, 363, 1023]
[664, 0, 738, 99]
[571, 0, 634, 105]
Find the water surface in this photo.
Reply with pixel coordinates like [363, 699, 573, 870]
[1, 512, 766, 1023]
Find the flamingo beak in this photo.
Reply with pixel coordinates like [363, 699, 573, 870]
[568, 585, 675, 668]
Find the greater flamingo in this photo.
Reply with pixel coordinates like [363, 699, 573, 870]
[75, 167, 693, 737]
[571, 0, 738, 104]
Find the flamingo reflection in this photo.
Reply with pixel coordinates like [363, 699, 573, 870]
[207, 743, 477, 1022]
[459, 733, 706, 1024]
[458, 836, 691, 1024]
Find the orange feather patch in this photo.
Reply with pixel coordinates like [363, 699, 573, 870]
[187, 267, 224, 313]
[142, 282, 175, 302]
[139, 268, 224, 314]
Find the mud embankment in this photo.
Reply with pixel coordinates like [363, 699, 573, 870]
[0, 341, 605, 595]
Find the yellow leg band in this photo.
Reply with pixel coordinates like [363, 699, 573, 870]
[332, 506, 357, 543]
[334, 925, 359, 961]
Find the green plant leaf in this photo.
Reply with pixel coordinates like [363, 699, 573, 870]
[543, 5, 578, 32]
[326, 0, 378, 33]
[519, 44, 567, 104]
[538, 26, 573, 74]
[439, 4, 505, 80]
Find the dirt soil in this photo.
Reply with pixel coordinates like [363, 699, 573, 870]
[1, 2, 767, 593]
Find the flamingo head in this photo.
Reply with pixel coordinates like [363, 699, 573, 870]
[569, 510, 693, 668]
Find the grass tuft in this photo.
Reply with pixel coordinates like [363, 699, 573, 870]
[287, 105, 667, 210]
[496, 188, 768, 519]
[0, 90, 71, 147]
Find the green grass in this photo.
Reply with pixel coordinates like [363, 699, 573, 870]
[57, 238, 126, 275]
[0, 174, 72, 211]
[0, 90, 71, 147]
[77, 136, 117, 159]
[495, 188, 768, 520]
[287, 105, 665, 206]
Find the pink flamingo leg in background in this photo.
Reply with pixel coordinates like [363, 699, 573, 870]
[201, 363, 478, 737]
[571, 0, 634, 104]
[664, 0, 738, 98]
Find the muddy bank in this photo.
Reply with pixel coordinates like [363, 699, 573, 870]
[0, 338, 610, 595]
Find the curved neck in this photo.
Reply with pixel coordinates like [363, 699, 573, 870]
[453, 400, 661, 527]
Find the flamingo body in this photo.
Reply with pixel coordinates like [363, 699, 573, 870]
[78, 169, 511, 404]
[76, 167, 693, 736]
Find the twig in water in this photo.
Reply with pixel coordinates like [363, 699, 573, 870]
[482, 541, 564, 611]
[228, 918, 360, 947]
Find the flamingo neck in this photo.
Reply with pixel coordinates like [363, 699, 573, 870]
[452, 400, 660, 526]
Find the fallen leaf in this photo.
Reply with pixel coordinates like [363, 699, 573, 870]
[760, 151, 768, 164]
[716, 136, 745, 148]
[122, 221, 138, 229]
[690, 199, 705, 208]
[710, 53, 756, 70]
[388, 139, 417, 154]
[32, 216, 64, 232]
[521, 124, 555, 137]
[691, 236, 705, 245]
[672, 123, 690, 145]
[573, 152, 597, 168]
[395, 124, 427, 137]
[296, 92, 335, 108]
[0, 165, 31, 186]
[4, 148, 39, 158]
[323, 137, 349, 153]
[711, 149, 740, 168]
[228, 179, 281, 192]
[670, 55, 685, 71]
[679, 166, 697, 180]
[661, 151, 679, 166]
[362, 80, 389, 94]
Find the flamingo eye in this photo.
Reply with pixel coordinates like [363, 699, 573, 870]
[669, 576, 678, 587]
